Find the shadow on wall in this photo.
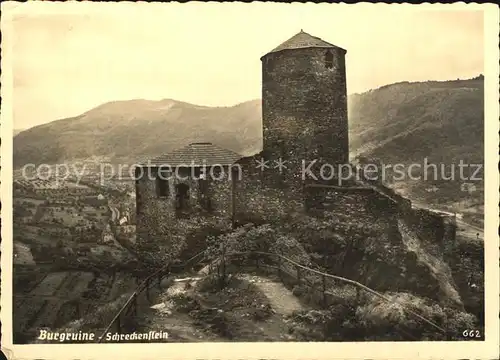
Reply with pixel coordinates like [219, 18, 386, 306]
[350, 178, 456, 252]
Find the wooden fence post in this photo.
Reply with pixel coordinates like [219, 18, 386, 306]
[322, 275, 327, 308]
[146, 278, 150, 302]
[158, 273, 161, 289]
[296, 265, 301, 284]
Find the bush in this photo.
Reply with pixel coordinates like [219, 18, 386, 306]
[355, 292, 478, 340]
[190, 308, 235, 338]
[50, 292, 133, 339]
[206, 224, 313, 269]
[357, 292, 440, 327]
[248, 303, 274, 321]
[196, 276, 222, 293]
[170, 293, 201, 313]
[287, 308, 357, 341]
[445, 309, 477, 335]
[292, 285, 307, 297]
[292, 309, 328, 325]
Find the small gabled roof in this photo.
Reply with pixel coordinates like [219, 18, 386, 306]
[142, 142, 243, 167]
[262, 30, 346, 59]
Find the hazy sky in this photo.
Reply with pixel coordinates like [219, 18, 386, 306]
[5, 3, 484, 130]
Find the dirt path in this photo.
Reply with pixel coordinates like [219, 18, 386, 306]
[140, 272, 306, 341]
[142, 310, 214, 342]
[141, 277, 220, 342]
[240, 274, 302, 315]
[456, 219, 483, 242]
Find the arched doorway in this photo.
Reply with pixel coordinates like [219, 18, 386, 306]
[175, 183, 190, 211]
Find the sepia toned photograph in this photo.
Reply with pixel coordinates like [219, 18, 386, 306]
[1, 2, 499, 359]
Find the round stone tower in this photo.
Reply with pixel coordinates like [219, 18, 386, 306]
[261, 30, 349, 182]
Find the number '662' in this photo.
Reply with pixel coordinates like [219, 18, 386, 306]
[462, 330, 481, 338]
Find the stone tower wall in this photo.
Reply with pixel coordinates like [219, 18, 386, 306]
[261, 46, 349, 185]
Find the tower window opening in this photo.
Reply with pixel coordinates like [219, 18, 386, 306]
[325, 51, 334, 69]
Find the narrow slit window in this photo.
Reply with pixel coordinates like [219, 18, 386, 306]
[199, 179, 212, 211]
[325, 51, 334, 69]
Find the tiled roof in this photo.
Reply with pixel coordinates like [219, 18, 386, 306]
[143, 143, 243, 167]
[263, 30, 346, 57]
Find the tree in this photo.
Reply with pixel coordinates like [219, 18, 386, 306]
[205, 223, 313, 288]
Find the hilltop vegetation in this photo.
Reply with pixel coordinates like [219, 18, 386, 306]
[349, 77, 483, 164]
[348, 77, 483, 213]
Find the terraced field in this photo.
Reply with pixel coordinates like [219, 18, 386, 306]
[13, 270, 48, 293]
[32, 300, 62, 328]
[58, 272, 95, 297]
[53, 301, 100, 329]
[14, 298, 48, 335]
[13, 269, 139, 343]
[30, 272, 69, 296]
[107, 272, 137, 300]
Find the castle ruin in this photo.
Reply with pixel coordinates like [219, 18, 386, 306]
[135, 31, 456, 279]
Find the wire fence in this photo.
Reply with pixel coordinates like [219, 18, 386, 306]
[205, 251, 447, 337]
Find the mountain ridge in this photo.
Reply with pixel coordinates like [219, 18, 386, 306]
[14, 98, 263, 165]
[13, 77, 484, 210]
[13, 77, 483, 180]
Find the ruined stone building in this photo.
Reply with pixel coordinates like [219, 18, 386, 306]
[135, 31, 456, 264]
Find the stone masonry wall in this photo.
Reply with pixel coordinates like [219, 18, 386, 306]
[233, 47, 350, 224]
[233, 155, 304, 225]
[303, 184, 401, 261]
[359, 176, 457, 251]
[305, 185, 399, 223]
[262, 47, 349, 186]
[295, 184, 446, 301]
[136, 166, 233, 261]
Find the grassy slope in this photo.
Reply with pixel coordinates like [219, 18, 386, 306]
[348, 78, 484, 210]
[13, 99, 262, 167]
